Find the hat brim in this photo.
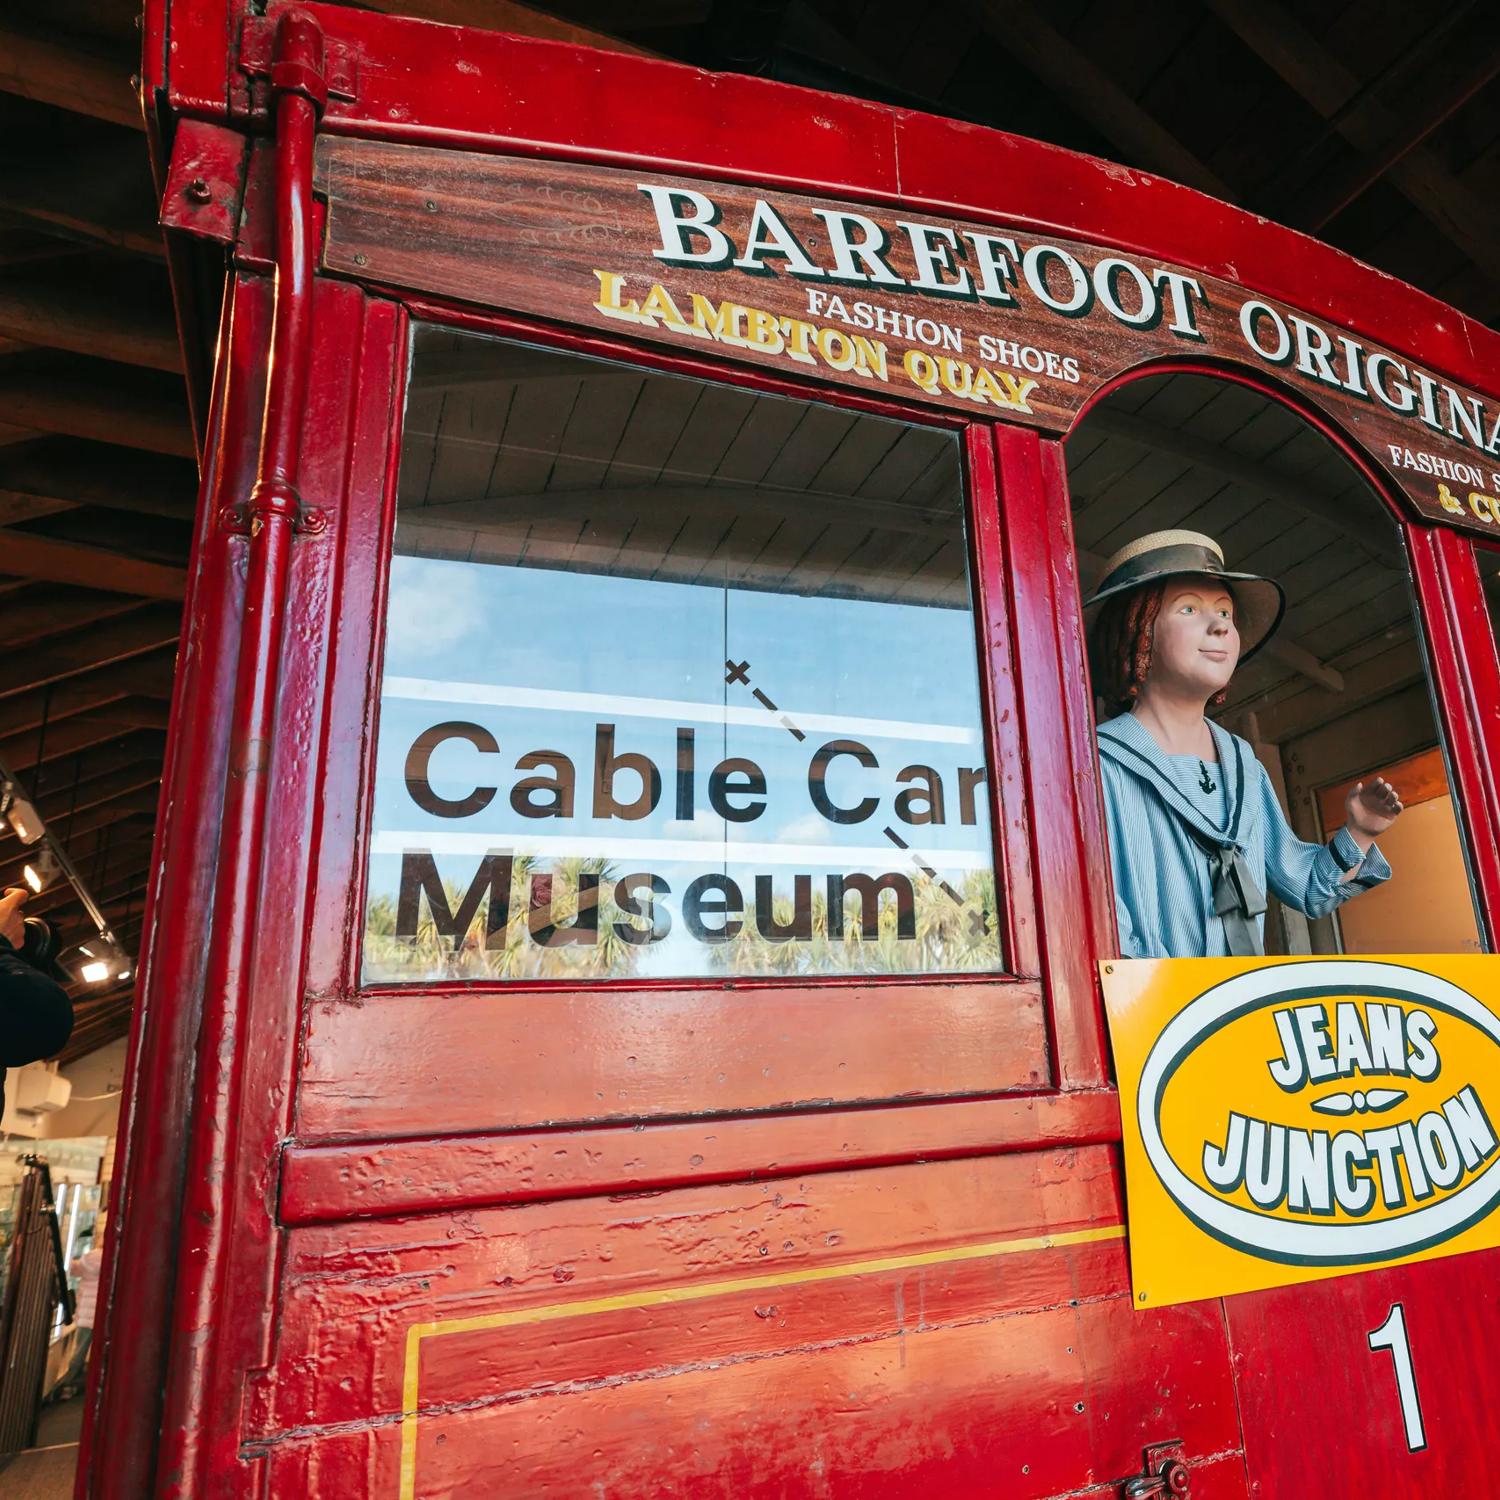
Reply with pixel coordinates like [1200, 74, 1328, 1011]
[1083, 564, 1286, 663]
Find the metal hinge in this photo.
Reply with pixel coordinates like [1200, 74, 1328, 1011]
[1122, 1441, 1190, 1498]
[233, 11, 358, 122]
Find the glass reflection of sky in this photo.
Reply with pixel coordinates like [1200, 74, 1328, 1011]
[366, 553, 1002, 979]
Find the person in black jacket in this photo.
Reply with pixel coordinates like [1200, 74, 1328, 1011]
[0, 886, 74, 1116]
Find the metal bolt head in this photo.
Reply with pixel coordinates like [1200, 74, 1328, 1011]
[1163, 1460, 1190, 1496]
[185, 178, 212, 204]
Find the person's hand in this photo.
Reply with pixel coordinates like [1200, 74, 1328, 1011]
[0, 886, 28, 949]
[1345, 777, 1404, 841]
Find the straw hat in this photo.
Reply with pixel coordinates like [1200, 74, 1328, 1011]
[1082, 529, 1285, 660]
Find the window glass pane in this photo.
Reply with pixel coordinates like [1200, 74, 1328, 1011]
[1482, 544, 1500, 659]
[362, 327, 1004, 983]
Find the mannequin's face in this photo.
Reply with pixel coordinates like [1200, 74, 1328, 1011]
[1146, 575, 1240, 700]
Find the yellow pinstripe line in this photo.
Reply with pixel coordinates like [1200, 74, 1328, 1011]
[397, 1222, 1125, 1498]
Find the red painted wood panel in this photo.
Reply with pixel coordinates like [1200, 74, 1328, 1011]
[256, 1149, 1119, 1431]
[1228, 1248, 1500, 1497]
[296, 980, 1049, 1140]
[279, 1089, 1121, 1225]
[243, 1151, 1246, 1497]
[79, 273, 261, 1500]
[966, 425, 1040, 980]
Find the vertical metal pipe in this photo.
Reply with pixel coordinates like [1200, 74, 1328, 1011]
[153, 12, 325, 1496]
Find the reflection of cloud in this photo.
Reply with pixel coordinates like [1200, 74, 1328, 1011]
[776, 812, 831, 844]
[388, 557, 484, 653]
[667, 816, 730, 840]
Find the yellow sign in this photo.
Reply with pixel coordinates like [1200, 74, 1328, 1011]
[1102, 956, 1500, 1308]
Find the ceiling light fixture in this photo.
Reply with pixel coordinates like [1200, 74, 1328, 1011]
[22, 848, 60, 894]
[0, 782, 45, 845]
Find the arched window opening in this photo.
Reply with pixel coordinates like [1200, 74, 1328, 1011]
[1068, 371, 1484, 958]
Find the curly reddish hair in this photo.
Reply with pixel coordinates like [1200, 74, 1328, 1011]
[1090, 581, 1230, 716]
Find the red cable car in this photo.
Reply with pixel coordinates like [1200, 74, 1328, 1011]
[81, 2, 1500, 1495]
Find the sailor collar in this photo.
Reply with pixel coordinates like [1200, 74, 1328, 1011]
[1097, 713, 1249, 851]
[1098, 714, 1267, 955]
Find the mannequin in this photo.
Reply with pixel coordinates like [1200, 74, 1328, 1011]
[1086, 531, 1400, 959]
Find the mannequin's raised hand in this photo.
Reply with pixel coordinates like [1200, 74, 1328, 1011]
[1346, 777, 1403, 841]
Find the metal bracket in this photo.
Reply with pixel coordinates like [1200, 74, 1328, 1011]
[219, 499, 329, 538]
[1122, 1441, 1190, 1498]
[234, 13, 357, 122]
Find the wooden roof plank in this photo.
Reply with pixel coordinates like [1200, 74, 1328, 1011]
[0, 137, 163, 259]
[0, 441, 197, 522]
[0, 25, 142, 131]
[1206, 0, 1500, 282]
[0, 603, 180, 698]
[0, 273, 180, 372]
[0, 529, 188, 597]
[972, 0, 1234, 197]
[0, 365, 192, 457]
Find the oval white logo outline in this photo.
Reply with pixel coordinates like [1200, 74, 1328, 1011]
[1137, 960, 1500, 1265]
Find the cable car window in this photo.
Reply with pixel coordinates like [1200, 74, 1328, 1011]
[1482, 541, 1500, 672]
[362, 326, 1004, 983]
[1068, 373, 1485, 959]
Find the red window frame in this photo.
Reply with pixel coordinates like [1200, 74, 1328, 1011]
[289, 290, 1115, 1153]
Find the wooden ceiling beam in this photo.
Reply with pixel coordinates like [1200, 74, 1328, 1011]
[968, 1, 1233, 198]
[3, 695, 173, 768]
[0, 443, 197, 523]
[1080, 407, 1404, 571]
[25, 862, 152, 919]
[0, 140, 164, 260]
[1205, 0, 1500, 284]
[58, 997, 135, 1064]
[0, 663, 172, 749]
[42, 768, 163, 828]
[350, 0, 652, 54]
[29, 733, 166, 802]
[0, 529, 188, 597]
[0, 275, 181, 373]
[0, 366, 193, 457]
[0, 603, 180, 699]
[0, 824, 154, 892]
[0, 862, 150, 921]
[0, 26, 142, 131]
[1281, 44, 1500, 231]
[0, 493, 76, 527]
[0, 227, 93, 270]
[0, 784, 159, 856]
[0, 587, 149, 648]
[0, 709, 164, 777]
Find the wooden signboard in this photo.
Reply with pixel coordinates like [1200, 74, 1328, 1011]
[315, 138, 1500, 537]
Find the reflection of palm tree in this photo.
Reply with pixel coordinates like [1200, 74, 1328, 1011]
[715, 871, 999, 977]
[365, 863, 1001, 982]
[365, 854, 642, 982]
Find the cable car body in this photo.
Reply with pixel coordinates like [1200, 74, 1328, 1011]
[81, 2, 1500, 1495]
